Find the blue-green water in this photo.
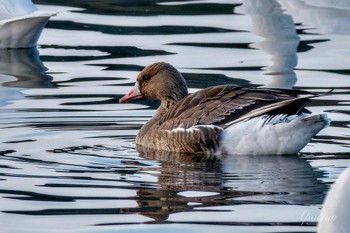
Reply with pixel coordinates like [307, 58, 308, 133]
[0, 1, 349, 232]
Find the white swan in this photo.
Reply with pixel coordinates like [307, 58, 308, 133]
[0, 0, 56, 48]
[318, 167, 350, 232]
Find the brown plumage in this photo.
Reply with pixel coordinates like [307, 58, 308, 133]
[119, 62, 325, 155]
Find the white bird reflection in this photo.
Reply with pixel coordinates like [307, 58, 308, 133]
[0, 48, 52, 107]
[0, 0, 56, 48]
[239, 0, 350, 89]
[0, 48, 52, 88]
[279, 0, 350, 35]
[239, 0, 299, 89]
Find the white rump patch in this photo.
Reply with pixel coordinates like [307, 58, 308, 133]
[221, 114, 330, 155]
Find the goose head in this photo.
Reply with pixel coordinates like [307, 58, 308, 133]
[119, 62, 188, 104]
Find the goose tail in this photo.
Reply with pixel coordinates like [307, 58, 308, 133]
[220, 113, 330, 155]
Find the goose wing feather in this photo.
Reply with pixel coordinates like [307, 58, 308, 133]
[159, 85, 314, 130]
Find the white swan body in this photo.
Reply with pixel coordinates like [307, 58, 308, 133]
[0, 0, 56, 48]
[318, 167, 350, 233]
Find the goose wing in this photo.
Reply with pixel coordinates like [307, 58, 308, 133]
[159, 85, 314, 130]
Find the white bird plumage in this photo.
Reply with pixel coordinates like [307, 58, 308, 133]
[318, 167, 350, 233]
[221, 113, 330, 156]
[0, 0, 56, 48]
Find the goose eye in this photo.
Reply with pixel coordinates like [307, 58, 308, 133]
[143, 74, 151, 80]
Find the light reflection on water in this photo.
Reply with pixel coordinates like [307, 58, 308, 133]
[0, 0, 349, 232]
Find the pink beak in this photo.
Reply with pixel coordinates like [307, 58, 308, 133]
[119, 83, 142, 103]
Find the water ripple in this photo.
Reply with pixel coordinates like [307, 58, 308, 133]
[1, 0, 350, 233]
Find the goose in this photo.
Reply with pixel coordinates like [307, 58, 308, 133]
[0, 0, 56, 48]
[318, 167, 350, 232]
[119, 62, 330, 155]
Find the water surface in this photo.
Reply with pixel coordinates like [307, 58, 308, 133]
[1, 1, 349, 232]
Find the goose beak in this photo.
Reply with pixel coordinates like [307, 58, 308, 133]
[119, 83, 142, 103]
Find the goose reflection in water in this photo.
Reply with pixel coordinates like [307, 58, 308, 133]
[122, 149, 325, 223]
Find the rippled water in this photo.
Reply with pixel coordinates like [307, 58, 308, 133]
[1, 1, 350, 232]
